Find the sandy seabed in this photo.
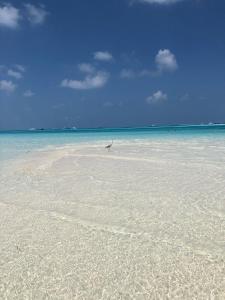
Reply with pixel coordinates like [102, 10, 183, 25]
[0, 138, 225, 299]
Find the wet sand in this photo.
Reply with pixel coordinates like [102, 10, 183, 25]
[0, 139, 225, 299]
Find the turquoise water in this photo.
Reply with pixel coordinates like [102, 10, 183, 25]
[1, 124, 225, 162]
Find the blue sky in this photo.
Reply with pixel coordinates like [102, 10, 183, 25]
[0, 0, 224, 129]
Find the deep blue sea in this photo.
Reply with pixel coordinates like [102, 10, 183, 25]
[1, 124, 225, 162]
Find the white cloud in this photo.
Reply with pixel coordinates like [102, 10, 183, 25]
[133, 0, 182, 5]
[0, 65, 25, 81]
[7, 69, 23, 79]
[0, 3, 48, 29]
[146, 90, 168, 104]
[94, 51, 113, 62]
[23, 89, 34, 97]
[61, 71, 109, 90]
[0, 80, 16, 93]
[120, 69, 136, 79]
[24, 3, 48, 25]
[62, 61, 109, 91]
[155, 49, 178, 72]
[78, 63, 95, 74]
[15, 64, 25, 72]
[0, 3, 20, 29]
[120, 68, 159, 79]
[120, 49, 177, 80]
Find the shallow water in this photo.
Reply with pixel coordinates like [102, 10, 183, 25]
[0, 127, 225, 299]
[1, 124, 225, 161]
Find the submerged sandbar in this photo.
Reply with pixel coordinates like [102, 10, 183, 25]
[0, 138, 225, 299]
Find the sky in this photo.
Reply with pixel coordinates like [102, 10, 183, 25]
[0, 0, 225, 129]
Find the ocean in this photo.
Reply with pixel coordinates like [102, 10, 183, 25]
[1, 124, 225, 162]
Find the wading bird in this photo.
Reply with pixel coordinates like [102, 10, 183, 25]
[105, 140, 113, 151]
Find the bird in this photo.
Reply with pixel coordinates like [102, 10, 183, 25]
[105, 140, 113, 151]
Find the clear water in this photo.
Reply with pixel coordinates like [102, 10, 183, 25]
[1, 124, 225, 162]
